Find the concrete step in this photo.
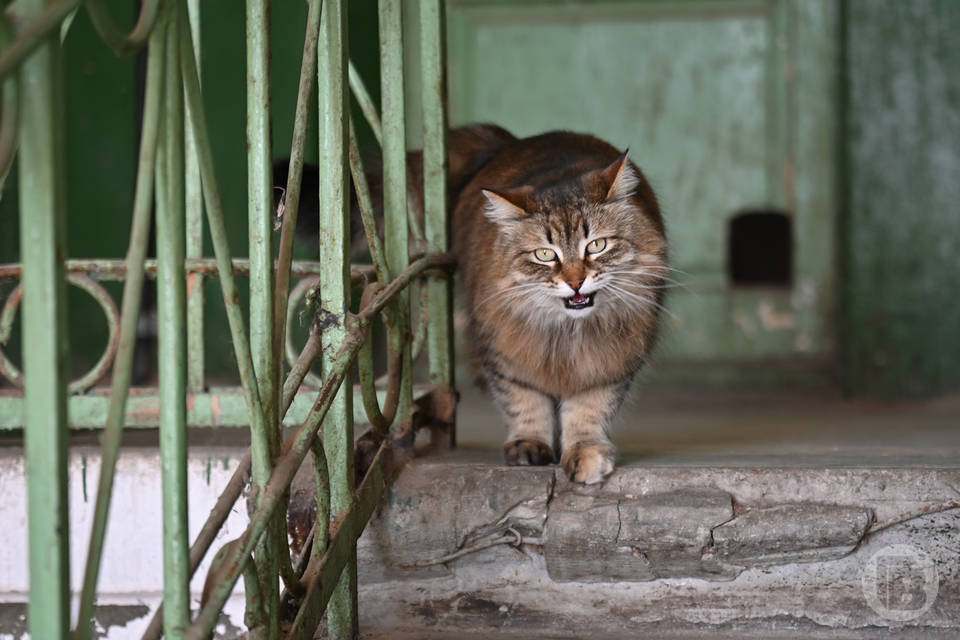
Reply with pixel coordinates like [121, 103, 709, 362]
[355, 450, 960, 639]
[1, 445, 957, 638]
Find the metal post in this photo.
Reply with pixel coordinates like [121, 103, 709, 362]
[246, 0, 280, 632]
[156, 6, 190, 637]
[18, 0, 70, 636]
[74, 18, 165, 640]
[379, 0, 413, 428]
[420, 0, 454, 389]
[317, 0, 356, 635]
[184, 0, 204, 392]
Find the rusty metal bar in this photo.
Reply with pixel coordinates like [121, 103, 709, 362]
[286, 444, 386, 640]
[0, 257, 376, 283]
[357, 284, 402, 435]
[73, 16, 165, 640]
[273, 0, 320, 404]
[185, 253, 446, 640]
[348, 118, 390, 284]
[0, 0, 79, 82]
[18, 0, 70, 634]
[83, 0, 161, 56]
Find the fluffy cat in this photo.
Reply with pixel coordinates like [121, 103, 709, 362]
[283, 124, 667, 485]
[451, 126, 667, 484]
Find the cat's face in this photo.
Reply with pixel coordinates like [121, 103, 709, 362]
[481, 154, 667, 328]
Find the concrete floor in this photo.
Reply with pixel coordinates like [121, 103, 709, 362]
[456, 384, 960, 467]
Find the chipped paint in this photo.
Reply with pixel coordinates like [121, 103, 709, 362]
[0, 447, 251, 637]
[186, 272, 201, 300]
[757, 301, 795, 330]
[731, 310, 757, 338]
[210, 394, 222, 426]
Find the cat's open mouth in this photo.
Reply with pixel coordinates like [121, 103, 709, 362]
[564, 292, 595, 310]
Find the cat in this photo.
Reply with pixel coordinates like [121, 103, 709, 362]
[281, 124, 667, 485]
[450, 126, 667, 484]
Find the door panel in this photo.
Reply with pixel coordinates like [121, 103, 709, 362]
[448, 0, 837, 382]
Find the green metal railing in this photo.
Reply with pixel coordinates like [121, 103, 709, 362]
[0, 0, 454, 637]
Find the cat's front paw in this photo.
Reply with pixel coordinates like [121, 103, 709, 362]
[504, 439, 555, 466]
[561, 442, 615, 484]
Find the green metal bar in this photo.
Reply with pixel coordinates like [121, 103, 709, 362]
[348, 118, 390, 284]
[177, 0, 270, 490]
[245, 0, 281, 632]
[379, 0, 414, 430]
[0, 0, 79, 82]
[0, 383, 438, 430]
[348, 61, 382, 144]
[348, 59, 425, 247]
[0, 13, 18, 190]
[273, 0, 321, 410]
[0, 257, 373, 282]
[184, 0, 204, 393]
[310, 437, 330, 563]
[317, 0, 357, 634]
[73, 19, 165, 640]
[186, 253, 445, 640]
[286, 445, 386, 640]
[156, 5, 190, 636]
[420, 0, 454, 388]
[83, 0, 161, 56]
[18, 0, 69, 634]
[246, 0, 275, 437]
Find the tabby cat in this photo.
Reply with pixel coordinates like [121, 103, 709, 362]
[450, 125, 667, 484]
[286, 124, 667, 485]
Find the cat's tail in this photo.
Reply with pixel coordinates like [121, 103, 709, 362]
[274, 123, 516, 253]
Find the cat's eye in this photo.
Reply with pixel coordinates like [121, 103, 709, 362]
[534, 248, 557, 262]
[586, 238, 607, 255]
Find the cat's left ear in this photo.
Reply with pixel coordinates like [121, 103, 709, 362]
[596, 150, 640, 202]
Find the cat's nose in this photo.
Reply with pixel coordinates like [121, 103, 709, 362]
[566, 279, 584, 292]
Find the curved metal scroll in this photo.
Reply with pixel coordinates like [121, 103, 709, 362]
[0, 273, 120, 393]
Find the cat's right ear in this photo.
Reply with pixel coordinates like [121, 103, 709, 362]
[481, 186, 535, 224]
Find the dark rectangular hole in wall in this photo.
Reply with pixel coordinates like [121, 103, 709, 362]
[728, 210, 793, 286]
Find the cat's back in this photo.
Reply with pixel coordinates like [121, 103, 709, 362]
[471, 130, 624, 193]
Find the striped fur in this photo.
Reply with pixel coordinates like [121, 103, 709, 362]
[453, 126, 668, 484]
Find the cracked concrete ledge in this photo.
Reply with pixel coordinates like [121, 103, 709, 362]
[356, 456, 960, 638]
[1, 447, 957, 638]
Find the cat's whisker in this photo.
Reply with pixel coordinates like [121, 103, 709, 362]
[604, 267, 688, 282]
[604, 271, 689, 290]
[474, 282, 545, 310]
[603, 283, 677, 319]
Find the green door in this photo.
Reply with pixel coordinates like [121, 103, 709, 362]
[447, 0, 838, 385]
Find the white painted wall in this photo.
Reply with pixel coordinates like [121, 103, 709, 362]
[0, 446, 252, 638]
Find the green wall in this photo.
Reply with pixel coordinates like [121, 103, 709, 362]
[0, 2, 381, 383]
[3, 1, 958, 397]
[842, 0, 960, 396]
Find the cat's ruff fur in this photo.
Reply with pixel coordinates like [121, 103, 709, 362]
[282, 124, 667, 485]
[450, 125, 667, 485]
